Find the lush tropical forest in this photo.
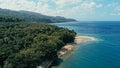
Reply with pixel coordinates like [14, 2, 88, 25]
[0, 22, 76, 68]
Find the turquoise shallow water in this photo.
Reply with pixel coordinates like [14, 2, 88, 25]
[52, 21, 120, 68]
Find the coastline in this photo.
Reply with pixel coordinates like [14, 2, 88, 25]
[50, 35, 97, 68]
[58, 36, 97, 58]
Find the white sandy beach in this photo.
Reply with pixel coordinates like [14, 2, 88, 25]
[58, 36, 97, 58]
[74, 36, 97, 44]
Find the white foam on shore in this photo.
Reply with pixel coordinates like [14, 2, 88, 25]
[75, 36, 98, 44]
[84, 36, 98, 41]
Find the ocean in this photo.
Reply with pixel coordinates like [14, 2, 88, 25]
[52, 21, 120, 68]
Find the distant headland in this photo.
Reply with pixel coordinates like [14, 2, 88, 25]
[0, 8, 77, 23]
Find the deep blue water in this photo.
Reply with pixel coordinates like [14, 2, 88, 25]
[52, 21, 120, 68]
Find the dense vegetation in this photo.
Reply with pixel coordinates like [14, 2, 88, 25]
[0, 8, 76, 23]
[0, 22, 76, 68]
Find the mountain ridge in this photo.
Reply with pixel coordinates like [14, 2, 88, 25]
[0, 8, 77, 23]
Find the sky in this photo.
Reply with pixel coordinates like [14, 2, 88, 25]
[0, 0, 120, 21]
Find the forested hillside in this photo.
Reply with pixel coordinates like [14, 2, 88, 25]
[0, 8, 76, 23]
[0, 22, 76, 68]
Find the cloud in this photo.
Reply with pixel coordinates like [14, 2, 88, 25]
[107, 2, 120, 16]
[0, 0, 104, 20]
[0, 0, 35, 11]
[51, 1, 103, 20]
[53, 0, 81, 8]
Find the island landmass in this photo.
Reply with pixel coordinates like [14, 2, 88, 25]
[0, 8, 77, 23]
[0, 8, 97, 68]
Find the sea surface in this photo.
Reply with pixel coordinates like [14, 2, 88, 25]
[52, 21, 120, 68]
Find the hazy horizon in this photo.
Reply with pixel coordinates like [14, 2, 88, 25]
[0, 0, 120, 21]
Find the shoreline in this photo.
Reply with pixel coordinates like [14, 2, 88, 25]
[51, 35, 97, 68]
[58, 35, 97, 58]
[40, 35, 97, 68]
